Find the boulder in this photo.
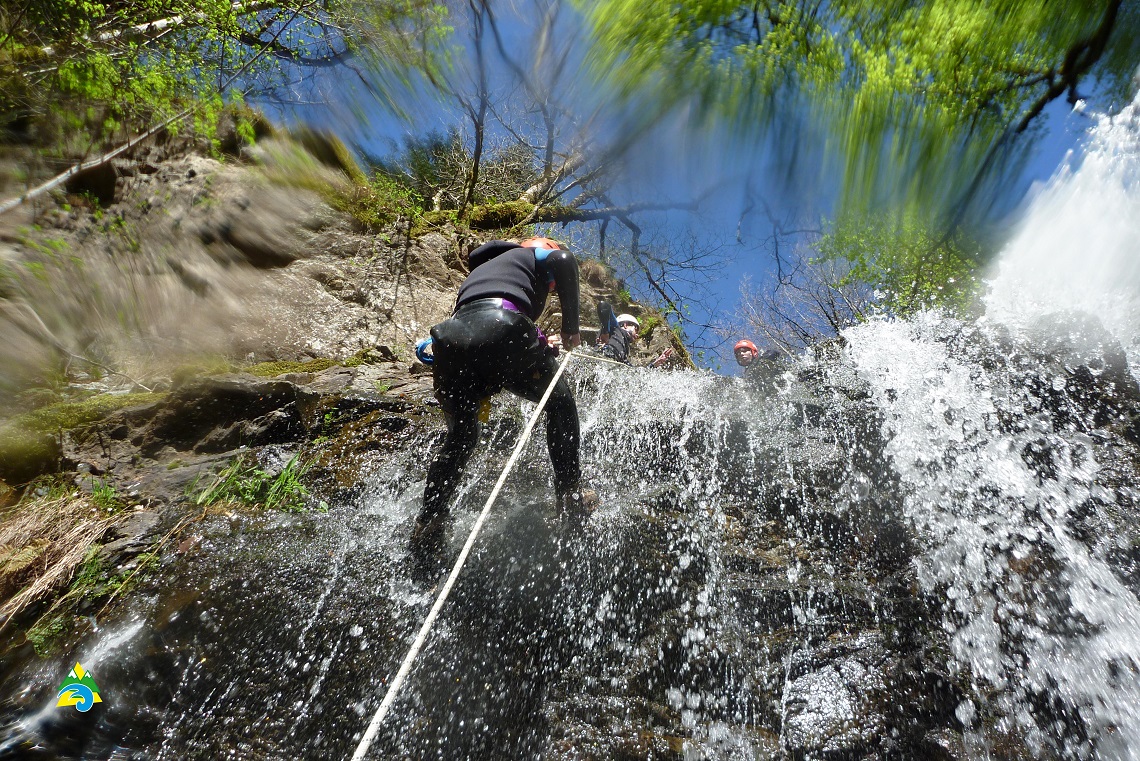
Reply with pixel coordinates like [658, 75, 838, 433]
[138, 376, 316, 456]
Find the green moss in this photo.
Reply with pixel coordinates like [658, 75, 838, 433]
[342, 347, 376, 368]
[291, 128, 366, 183]
[14, 392, 165, 433]
[0, 427, 58, 471]
[639, 315, 663, 337]
[24, 546, 160, 656]
[409, 209, 458, 237]
[0, 393, 162, 484]
[245, 358, 337, 377]
[467, 200, 534, 230]
[246, 348, 380, 376]
[25, 612, 71, 657]
[323, 166, 423, 232]
[171, 358, 236, 386]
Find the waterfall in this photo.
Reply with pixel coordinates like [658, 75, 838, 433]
[3, 96, 1140, 761]
[986, 95, 1140, 376]
[844, 93, 1140, 758]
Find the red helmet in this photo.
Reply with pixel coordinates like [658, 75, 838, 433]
[734, 339, 758, 354]
[519, 236, 561, 250]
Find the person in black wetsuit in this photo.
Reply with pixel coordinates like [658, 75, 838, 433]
[595, 301, 636, 364]
[735, 339, 782, 390]
[411, 237, 590, 570]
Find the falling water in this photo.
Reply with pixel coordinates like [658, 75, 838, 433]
[843, 93, 1140, 758]
[3, 99, 1140, 761]
[986, 96, 1140, 375]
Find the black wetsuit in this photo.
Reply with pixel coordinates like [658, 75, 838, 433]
[421, 241, 582, 524]
[596, 301, 632, 363]
[742, 348, 783, 390]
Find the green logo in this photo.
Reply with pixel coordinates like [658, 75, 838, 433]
[56, 662, 102, 712]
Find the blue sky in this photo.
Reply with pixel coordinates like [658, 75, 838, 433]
[255, 5, 1100, 371]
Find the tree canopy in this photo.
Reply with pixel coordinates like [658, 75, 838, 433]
[0, 1, 450, 154]
[582, 0, 1140, 220]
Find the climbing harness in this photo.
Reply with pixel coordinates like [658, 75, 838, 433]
[350, 350, 578, 761]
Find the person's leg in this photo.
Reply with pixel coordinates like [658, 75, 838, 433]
[502, 337, 582, 502]
[543, 379, 581, 500]
[412, 317, 485, 573]
[419, 395, 481, 526]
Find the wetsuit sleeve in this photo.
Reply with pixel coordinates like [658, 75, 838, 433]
[597, 301, 620, 336]
[537, 249, 580, 334]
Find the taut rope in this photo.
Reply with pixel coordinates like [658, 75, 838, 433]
[350, 350, 578, 760]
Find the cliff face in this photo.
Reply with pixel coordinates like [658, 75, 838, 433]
[0, 133, 684, 401]
[5, 298, 1137, 759]
[0, 139, 457, 394]
[0, 134, 691, 663]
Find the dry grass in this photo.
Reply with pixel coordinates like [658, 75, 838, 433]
[579, 258, 614, 289]
[0, 492, 112, 629]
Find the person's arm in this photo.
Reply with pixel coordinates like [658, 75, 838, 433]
[650, 347, 674, 367]
[539, 248, 580, 338]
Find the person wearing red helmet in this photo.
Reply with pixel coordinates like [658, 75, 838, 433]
[735, 338, 784, 389]
[734, 339, 759, 368]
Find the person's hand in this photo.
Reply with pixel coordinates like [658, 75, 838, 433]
[651, 347, 674, 367]
[562, 332, 582, 349]
[596, 332, 610, 346]
[546, 334, 562, 356]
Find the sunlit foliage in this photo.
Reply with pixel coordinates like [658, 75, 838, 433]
[582, 0, 1140, 218]
[815, 211, 982, 314]
[0, 1, 451, 154]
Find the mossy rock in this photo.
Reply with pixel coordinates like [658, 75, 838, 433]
[0, 392, 164, 483]
[171, 359, 237, 387]
[0, 426, 60, 484]
[245, 358, 338, 377]
[12, 392, 166, 433]
[290, 127, 366, 183]
[410, 209, 457, 237]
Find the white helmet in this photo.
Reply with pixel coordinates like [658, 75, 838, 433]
[616, 313, 639, 328]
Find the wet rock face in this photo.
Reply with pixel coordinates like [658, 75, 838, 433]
[532, 363, 959, 759]
[4, 291, 1139, 759]
[140, 376, 317, 455]
[844, 311, 1140, 758]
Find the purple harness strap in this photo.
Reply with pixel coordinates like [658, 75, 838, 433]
[460, 297, 549, 345]
[501, 298, 549, 344]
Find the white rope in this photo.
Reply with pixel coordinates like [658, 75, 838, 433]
[569, 350, 630, 368]
[350, 350, 578, 761]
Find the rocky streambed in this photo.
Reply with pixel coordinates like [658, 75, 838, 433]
[1, 305, 1137, 760]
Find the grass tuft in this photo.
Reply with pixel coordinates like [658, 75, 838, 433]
[0, 491, 117, 652]
[191, 454, 316, 513]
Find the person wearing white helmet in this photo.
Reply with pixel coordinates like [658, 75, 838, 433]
[592, 302, 675, 367]
[617, 313, 640, 333]
[596, 302, 637, 364]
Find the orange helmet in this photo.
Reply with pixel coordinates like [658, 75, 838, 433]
[734, 339, 758, 354]
[519, 236, 561, 250]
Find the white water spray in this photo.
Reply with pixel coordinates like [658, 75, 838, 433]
[986, 95, 1140, 374]
[845, 93, 1140, 758]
